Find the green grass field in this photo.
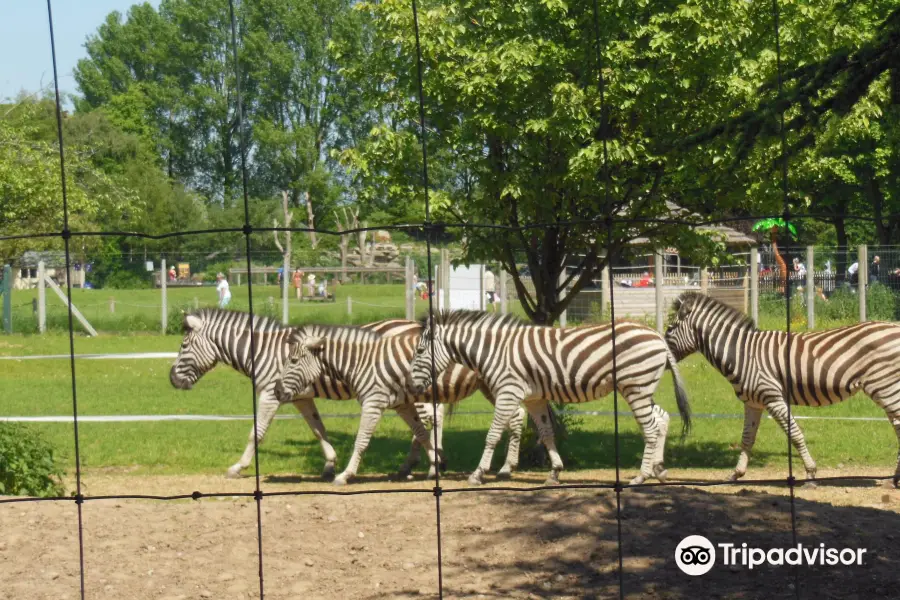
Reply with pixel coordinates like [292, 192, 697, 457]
[1, 325, 896, 481]
[8, 283, 442, 334]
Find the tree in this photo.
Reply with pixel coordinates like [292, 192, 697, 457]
[341, 0, 763, 324]
[0, 99, 142, 263]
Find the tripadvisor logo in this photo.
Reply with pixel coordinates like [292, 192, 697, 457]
[675, 536, 867, 576]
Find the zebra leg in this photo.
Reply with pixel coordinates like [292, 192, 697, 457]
[728, 404, 763, 482]
[228, 390, 281, 479]
[432, 403, 446, 476]
[497, 405, 526, 480]
[892, 414, 900, 488]
[398, 438, 423, 480]
[766, 401, 818, 486]
[628, 402, 661, 486]
[650, 405, 670, 482]
[865, 392, 900, 488]
[334, 400, 388, 486]
[292, 398, 338, 481]
[523, 400, 565, 485]
[395, 404, 441, 480]
[471, 394, 522, 486]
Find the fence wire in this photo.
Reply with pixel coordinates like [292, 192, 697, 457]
[0, 0, 896, 598]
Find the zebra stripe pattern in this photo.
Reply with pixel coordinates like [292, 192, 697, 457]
[408, 310, 691, 486]
[665, 291, 900, 487]
[275, 326, 526, 485]
[169, 310, 445, 479]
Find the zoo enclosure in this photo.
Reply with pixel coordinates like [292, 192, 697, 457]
[2, 0, 899, 599]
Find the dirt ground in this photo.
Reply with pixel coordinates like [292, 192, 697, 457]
[2, 467, 899, 600]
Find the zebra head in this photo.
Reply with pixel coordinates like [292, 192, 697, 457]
[408, 323, 452, 395]
[664, 293, 702, 361]
[169, 313, 218, 390]
[273, 330, 326, 403]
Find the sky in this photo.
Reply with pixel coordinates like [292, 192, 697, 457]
[0, 0, 160, 102]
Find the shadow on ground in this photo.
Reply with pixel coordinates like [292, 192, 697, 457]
[370, 485, 898, 599]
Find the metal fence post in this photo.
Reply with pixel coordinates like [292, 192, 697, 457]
[806, 246, 815, 330]
[558, 268, 567, 327]
[441, 249, 450, 311]
[750, 246, 759, 326]
[654, 249, 664, 333]
[38, 261, 46, 334]
[405, 256, 415, 320]
[859, 244, 867, 322]
[600, 262, 610, 320]
[161, 258, 168, 334]
[700, 267, 709, 294]
[499, 268, 508, 315]
[1, 264, 11, 334]
[348, 295, 353, 317]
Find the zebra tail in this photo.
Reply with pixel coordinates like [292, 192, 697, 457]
[666, 347, 692, 437]
[446, 400, 457, 422]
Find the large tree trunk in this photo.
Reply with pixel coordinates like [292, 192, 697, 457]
[304, 191, 318, 249]
[334, 209, 350, 283]
[273, 191, 293, 325]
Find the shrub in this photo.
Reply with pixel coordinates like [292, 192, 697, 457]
[0, 423, 66, 497]
[103, 270, 152, 290]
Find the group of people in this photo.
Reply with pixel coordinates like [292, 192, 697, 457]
[212, 267, 332, 310]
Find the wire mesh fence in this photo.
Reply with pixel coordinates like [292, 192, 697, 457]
[2, 0, 900, 598]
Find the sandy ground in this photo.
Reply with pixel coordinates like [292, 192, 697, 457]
[2, 467, 899, 600]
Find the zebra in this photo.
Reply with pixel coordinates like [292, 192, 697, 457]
[273, 325, 527, 485]
[407, 310, 692, 486]
[168, 309, 448, 480]
[665, 291, 900, 487]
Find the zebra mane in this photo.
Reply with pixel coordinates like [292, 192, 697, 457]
[419, 309, 533, 330]
[186, 308, 287, 334]
[677, 291, 758, 331]
[297, 322, 387, 340]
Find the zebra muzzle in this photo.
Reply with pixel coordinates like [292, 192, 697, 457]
[169, 366, 193, 390]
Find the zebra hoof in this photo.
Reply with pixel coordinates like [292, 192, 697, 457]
[333, 475, 349, 486]
[439, 460, 448, 473]
[496, 470, 512, 481]
[629, 475, 645, 486]
[655, 469, 669, 483]
[726, 472, 743, 482]
[544, 472, 561, 486]
[321, 465, 336, 482]
[801, 480, 818, 489]
[226, 465, 243, 479]
[467, 473, 484, 486]
[894, 475, 900, 489]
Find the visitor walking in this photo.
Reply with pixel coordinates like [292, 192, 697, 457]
[216, 272, 232, 308]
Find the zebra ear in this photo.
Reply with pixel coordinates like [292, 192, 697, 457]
[287, 329, 305, 345]
[184, 314, 203, 332]
[303, 336, 325, 351]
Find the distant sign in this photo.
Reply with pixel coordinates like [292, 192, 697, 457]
[145, 261, 154, 272]
[436, 264, 484, 311]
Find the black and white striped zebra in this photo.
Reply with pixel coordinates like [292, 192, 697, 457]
[665, 291, 900, 487]
[169, 309, 446, 479]
[407, 310, 692, 486]
[273, 326, 527, 485]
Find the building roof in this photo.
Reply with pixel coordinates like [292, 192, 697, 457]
[17, 251, 69, 268]
[623, 201, 756, 247]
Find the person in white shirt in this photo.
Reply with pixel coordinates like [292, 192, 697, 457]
[216, 272, 231, 308]
[483, 268, 496, 311]
[847, 262, 859, 286]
